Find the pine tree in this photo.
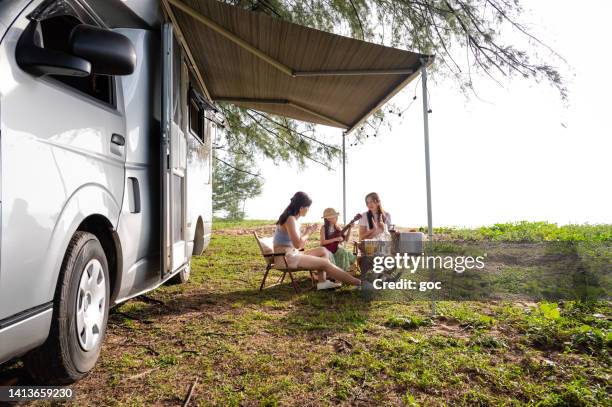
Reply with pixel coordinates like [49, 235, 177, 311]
[213, 153, 263, 220]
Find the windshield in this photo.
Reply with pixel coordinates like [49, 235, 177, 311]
[27, 0, 94, 24]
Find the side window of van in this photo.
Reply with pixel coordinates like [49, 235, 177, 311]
[188, 88, 205, 142]
[38, 15, 114, 106]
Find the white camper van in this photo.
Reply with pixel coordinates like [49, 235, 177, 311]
[0, 0, 212, 382]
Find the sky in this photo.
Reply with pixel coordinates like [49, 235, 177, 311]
[243, 0, 611, 228]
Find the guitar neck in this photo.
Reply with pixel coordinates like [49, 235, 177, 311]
[340, 218, 358, 235]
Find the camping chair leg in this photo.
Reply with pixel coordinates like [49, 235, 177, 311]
[277, 272, 287, 285]
[309, 271, 316, 290]
[260, 265, 272, 291]
[287, 271, 299, 293]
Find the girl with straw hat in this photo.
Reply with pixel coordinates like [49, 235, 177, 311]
[320, 208, 357, 273]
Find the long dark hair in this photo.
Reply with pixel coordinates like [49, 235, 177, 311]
[277, 191, 312, 225]
[323, 218, 340, 239]
[365, 192, 386, 229]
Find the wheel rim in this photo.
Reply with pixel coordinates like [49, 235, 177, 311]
[76, 259, 106, 351]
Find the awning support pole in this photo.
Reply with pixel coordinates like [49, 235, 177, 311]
[420, 61, 435, 316]
[342, 132, 347, 225]
[421, 64, 433, 246]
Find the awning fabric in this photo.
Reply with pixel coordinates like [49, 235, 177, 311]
[164, 0, 433, 134]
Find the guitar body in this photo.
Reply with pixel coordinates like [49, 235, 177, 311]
[323, 214, 362, 253]
[323, 230, 342, 253]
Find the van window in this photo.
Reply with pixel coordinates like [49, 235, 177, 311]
[188, 89, 205, 142]
[189, 97, 204, 141]
[38, 15, 114, 106]
[172, 36, 182, 125]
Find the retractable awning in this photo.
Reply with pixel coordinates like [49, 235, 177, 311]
[162, 0, 433, 134]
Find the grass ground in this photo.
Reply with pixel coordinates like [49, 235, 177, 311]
[3, 221, 611, 406]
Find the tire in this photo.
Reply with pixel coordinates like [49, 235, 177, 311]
[192, 218, 205, 256]
[25, 232, 110, 384]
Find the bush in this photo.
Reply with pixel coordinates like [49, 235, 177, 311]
[523, 302, 611, 356]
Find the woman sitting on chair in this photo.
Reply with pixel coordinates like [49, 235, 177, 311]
[359, 192, 392, 241]
[274, 192, 362, 290]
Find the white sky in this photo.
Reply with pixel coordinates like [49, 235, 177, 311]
[244, 0, 611, 227]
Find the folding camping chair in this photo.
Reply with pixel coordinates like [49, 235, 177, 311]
[253, 232, 316, 293]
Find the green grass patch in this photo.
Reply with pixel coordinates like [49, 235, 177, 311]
[434, 221, 612, 242]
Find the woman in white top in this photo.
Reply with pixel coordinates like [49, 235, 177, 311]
[358, 192, 392, 241]
[273, 192, 362, 290]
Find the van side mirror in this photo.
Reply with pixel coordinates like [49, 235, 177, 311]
[16, 21, 136, 78]
[16, 20, 91, 77]
[69, 25, 136, 76]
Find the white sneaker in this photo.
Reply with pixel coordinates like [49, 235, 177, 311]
[317, 280, 342, 290]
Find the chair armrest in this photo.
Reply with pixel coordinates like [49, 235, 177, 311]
[263, 248, 304, 257]
[263, 252, 292, 257]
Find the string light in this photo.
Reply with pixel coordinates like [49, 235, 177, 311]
[348, 78, 433, 148]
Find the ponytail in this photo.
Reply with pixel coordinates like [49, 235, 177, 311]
[277, 191, 312, 225]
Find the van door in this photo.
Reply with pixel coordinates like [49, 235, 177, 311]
[161, 23, 188, 277]
[0, 4, 127, 327]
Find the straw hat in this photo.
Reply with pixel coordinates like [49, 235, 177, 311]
[322, 208, 340, 219]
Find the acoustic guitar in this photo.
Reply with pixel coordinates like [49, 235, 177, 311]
[323, 213, 362, 253]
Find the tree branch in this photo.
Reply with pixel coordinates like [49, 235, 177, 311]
[348, 0, 366, 39]
[248, 109, 341, 152]
[244, 111, 335, 170]
[214, 156, 263, 178]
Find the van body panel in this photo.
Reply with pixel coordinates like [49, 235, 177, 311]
[186, 125, 213, 253]
[41, 184, 122, 302]
[0, 22, 6, 42]
[0, 307, 52, 364]
[113, 27, 163, 301]
[0, 5, 127, 319]
[0, 1, 32, 31]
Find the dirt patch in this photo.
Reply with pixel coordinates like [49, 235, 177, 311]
[427, 319, 473, 340]
[215, 224, 277, 236]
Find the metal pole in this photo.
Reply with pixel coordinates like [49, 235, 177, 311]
[421, 61, 435, 315]
[342, 132, 347, 225]
[421, 64, 433, 242]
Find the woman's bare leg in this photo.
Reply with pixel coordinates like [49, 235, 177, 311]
[297, 255, 361, 286]
[317, 272, 326, 283]
[304, 247, 331, 281]
[304, 247, 329, 258]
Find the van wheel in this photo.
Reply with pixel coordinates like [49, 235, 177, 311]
[192, 218, 205, 256]
[25, 232, 109, 384]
